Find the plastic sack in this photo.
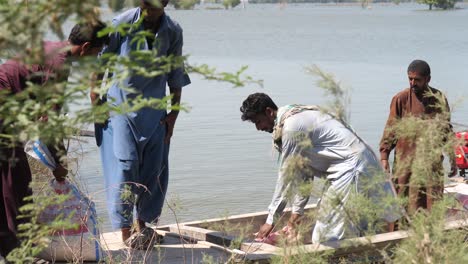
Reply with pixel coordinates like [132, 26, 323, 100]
[24, 140, 102, 261]
[24, 140, 57, 170]
[37, 179, 102, 262]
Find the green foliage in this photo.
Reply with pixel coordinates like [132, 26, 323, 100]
[108, 0, 126, 12]
[386, 90, 454, 214]
[417, 0, 456, 9]
[187, 64, 263, 88]
[270, 65, 467, 263]
[393, 200, 468, 263]
[6, 192, 75, 263]
[0, 0, 101, 53]
[360, 0, 372, 8]
[172, 0, 199, 9]
[201, 253, 217, 263]
[306, 65, 350, 124]
[3, 0, 466, 263]
[0, 0, 259, 261]
[222, 0, 241, 9]
[417, 0, 437, 9]
[108, 0, 158, 11]
[0, 0, 258, 148]
[434, 0, 456, 9]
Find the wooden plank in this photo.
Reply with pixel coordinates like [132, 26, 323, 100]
[240, 241, 280, 254]
[78, 129, 95, 137]
[159, 230, 199, 244]
[99, 230, 229, 264]
[166, 225, 237, 247]
[237, 218, 468, 262]
[159, 204, 318, 230]
[299, 230, 409, 257]
[231, 249, 275, 264]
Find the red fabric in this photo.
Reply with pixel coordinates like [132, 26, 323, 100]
[0, 41, 69, 93]
[0, 147, 32, 257]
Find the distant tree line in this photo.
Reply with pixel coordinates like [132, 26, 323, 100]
[107, 0, 242, 10]
[241, 0, 460, 9]
[63, 0, 468, 13]
[246, 0, 400, 3]
[246, 0, 454, 5]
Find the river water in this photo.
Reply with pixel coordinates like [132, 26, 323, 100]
[66, 3, 468, 231]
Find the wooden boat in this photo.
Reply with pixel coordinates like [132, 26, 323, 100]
[28, 142, 468, 263]
[158, 181, 468, 263]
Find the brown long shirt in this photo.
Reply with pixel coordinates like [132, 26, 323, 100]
[379, 87, 452, 213]
[379, 87, 451, 162]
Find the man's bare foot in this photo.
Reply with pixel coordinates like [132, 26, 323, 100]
[137, 219, 146, 231]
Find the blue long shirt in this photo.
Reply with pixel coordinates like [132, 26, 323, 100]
[103, 8, 191, 160]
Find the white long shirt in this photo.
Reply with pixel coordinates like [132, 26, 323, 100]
[266, 106, 400, 242]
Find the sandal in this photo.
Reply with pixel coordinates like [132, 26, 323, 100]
[124, 228, 164, 250]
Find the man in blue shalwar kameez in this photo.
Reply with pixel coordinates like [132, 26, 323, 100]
[96, 0, 190, 248]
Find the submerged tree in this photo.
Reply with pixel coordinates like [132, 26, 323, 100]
[172, 0, 199, 9]
[417, 0, 456, 10]
[108, 0, 127, 12]
[223, 0, 241, 9]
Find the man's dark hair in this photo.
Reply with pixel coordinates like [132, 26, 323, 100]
[240, 93, 278, 121]
[68, 20, 108, 48]
[407, 60, 431, 77]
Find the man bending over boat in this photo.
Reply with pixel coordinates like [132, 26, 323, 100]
[240, 93, 400, 244]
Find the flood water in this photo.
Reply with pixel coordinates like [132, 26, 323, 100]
[65, 3, 468, 231]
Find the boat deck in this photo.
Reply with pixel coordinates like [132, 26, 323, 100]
[96, 179, 468, 263]
[98, 230, 231, 263]
[29, 163, 468, 263]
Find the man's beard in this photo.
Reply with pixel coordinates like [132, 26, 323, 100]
[411, 85, 426, 95]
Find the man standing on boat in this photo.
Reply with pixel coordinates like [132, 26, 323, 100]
[95, 0, 190, 249]
[379, 60, 457, 218]
[240, 93, 400, 244]
[0, 21, 108, 258]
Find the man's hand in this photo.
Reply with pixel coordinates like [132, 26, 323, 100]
[38, 115, 49, 122]
[53, 164, 68, 182]
[287, 213, 302, 229]
[255, 223, 274, 240]
[161, 111, 179, 144]
[381, 159, 390, 173]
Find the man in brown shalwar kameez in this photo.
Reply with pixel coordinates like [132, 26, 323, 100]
[379, 60, 457, 220]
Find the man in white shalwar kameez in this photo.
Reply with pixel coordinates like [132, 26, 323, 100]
[240, 93, 400, 243]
